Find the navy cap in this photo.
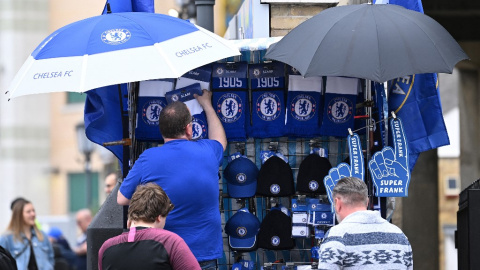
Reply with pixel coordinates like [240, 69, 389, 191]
[225, 208, 260, 251]
[224, 157, 259, 198]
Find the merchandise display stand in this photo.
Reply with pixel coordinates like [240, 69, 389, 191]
[120, 38, 388, 270]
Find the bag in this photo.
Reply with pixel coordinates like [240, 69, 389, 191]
[0, 245, 18, 270]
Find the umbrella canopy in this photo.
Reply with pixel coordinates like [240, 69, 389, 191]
[265, 4, 468, 83]
[7, 12, 240, 99]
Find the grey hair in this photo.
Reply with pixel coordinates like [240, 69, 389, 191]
[332, 177, 368, 207]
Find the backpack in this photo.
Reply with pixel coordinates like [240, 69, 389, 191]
[0, 245, 17, 270]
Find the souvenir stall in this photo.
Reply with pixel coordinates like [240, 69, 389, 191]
[126, 37, 406, 270]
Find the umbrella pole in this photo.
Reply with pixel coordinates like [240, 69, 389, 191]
[118, 84, 130, 229]
[365, 79, 374, 209]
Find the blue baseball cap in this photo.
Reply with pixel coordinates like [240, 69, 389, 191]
[224, 157, 259, 198]
[48, 227, 63, 240]
[225, 208, 260, 251]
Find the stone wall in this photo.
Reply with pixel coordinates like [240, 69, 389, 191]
[270, 4, 328, 37]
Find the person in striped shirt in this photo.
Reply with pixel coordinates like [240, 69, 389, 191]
[318, 177, 413, 269]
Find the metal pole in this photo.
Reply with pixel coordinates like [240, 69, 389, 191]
[85, 152, 92, 210]
[195, 0, 215, 32]
[365, 80, 372, 160]
[365, 79, 373, 208]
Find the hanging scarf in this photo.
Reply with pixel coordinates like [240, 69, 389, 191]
[175, 65, 212, 140]
[320, 76, 359, 137]
[211, 62, 249, 141]
[135, 79, 174, 141]
[285, 67, 323, 137]
[248, 62, 286, 138]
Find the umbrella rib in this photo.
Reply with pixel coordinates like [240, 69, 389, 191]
[154, 43, 180, 76]
[370, 7, 383, 81]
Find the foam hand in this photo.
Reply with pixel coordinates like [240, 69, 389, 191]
[369, 117, 410, 197]
[324, 133, 364, 208]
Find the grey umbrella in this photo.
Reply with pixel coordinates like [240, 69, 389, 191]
[265, 3, 468, 83]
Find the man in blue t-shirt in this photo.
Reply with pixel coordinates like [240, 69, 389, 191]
[118, 89, 226, 270]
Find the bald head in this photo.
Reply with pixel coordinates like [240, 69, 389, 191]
[76, 208, 92, 233]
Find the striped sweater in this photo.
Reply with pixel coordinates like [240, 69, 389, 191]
[318, 210, 413, 270]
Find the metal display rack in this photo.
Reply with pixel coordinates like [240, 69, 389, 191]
[217, 137, 359, 270]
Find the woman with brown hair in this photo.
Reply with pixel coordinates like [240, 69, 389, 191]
[0, 199, 54, 270]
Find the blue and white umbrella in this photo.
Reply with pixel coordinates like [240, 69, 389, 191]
[7, 12, 240, 99]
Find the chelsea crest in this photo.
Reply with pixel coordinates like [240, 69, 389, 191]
[142, 99, 166, 126]
[101, 29, 131, 45]
[191, 118, 207, 140]
[327, 96, 353, 124]
[256, 92, 281, 121]
[217, 93, 242, 123]
[291, 94, 316, 121]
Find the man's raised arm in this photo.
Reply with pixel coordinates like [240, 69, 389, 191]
[195, 89, 227, 150]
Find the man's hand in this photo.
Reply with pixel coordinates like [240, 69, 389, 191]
[194, 89, 227, 150]
[369, 118, 410, 197]
[194, 89, 212, 110]
[324, 134, 364, 208]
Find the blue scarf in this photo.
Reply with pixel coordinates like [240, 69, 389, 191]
[285, 67, 323, 138]
[320, 77, 359, 137]
[212, 62, 249, 141]
[248, 62, 286, 138]
[175, 65, 212, 140]
[135, 79, 174, 141]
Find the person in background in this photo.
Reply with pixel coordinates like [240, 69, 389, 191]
[104, 172, 118, 196]
[317, 177, 413, 269]
[117, 90, 226, 269]
[0, 199, 54, 270]
[74, 209, 92, 270]
[10, 198, 43, 233]
[99, 183, 200, 270]
[47, 227, 76, 268]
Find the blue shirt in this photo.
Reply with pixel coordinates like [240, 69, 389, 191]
[119, 139, 224, 262]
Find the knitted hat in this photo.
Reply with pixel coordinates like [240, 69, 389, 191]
[225, 208, 261, 251]
[256, 156, 295, 197]
[296, 154, 332, 195]
[258, 209, 295, 250]
[224, 157, 259, 198]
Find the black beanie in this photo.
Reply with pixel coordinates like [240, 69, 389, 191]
[258, 209, 295, 250]
[256, 156, 295, 197]
[296, 154, 332, 195]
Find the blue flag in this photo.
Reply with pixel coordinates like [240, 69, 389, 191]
[84, 84, 128, 163]
[102, 0, 154, 13]
[84, 0, 155, 165]
[382, 0, 449, 170]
